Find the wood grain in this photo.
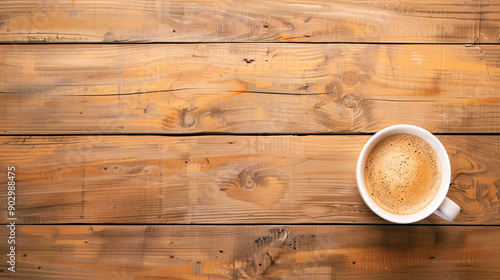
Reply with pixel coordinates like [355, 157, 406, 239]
[1, 44, 500, 134]
[479, 2, 500, 43]
[0, 0, 489, 43]
[0, 135, 498, 225]
[1, 225, 500, 279]
[2, 2, 498, 278]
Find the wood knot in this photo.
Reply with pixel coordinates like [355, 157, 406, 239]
[342, 93, 361, 109]
[180, 108, 196, 128]
[239, 169, 256, 189]
[342, 71, 359, 86]
[103, 31, 115, 42]
[325, 81, 342, 99]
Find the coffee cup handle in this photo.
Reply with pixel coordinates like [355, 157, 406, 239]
[433, 197, 460, 222]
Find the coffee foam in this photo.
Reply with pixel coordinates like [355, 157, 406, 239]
[364, 133, 441, 215]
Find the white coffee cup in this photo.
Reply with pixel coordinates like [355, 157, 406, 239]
[356, 124, 460, 224]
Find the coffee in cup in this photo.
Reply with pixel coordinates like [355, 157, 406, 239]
[364, 133, 441, 215]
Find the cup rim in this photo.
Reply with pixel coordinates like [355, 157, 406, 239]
[356, 124, 451, 224]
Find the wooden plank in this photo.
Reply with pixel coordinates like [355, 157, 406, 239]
[1, 225, 499, 279]
[479, 1, 500, 43]
[0, 0, 483, 43]
[0, 135, 498, 225]
[1, 44, 500, 134]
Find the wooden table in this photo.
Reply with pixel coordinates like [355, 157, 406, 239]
[1, 1, 500, 279]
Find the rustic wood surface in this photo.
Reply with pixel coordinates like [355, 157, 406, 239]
[0, 135, 498, 225]
[1, 225, 500, 279]
[479, 2, 500, 43]
[1, 44, 500, 134]
[2, 0, 498, 43]
[1, 1, 500, 279]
